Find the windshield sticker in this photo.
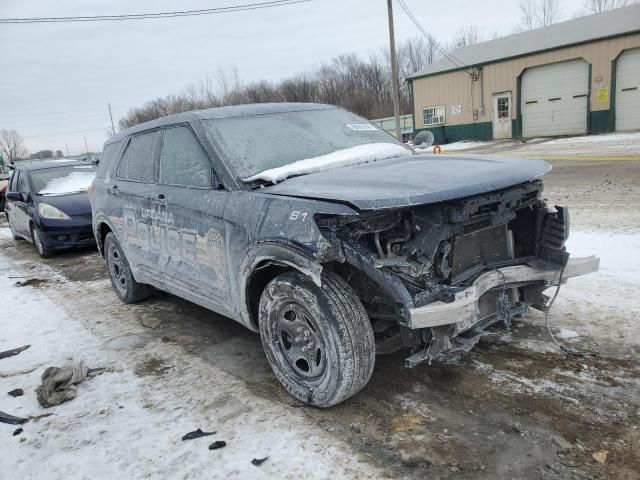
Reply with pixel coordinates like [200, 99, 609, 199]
[347, 123, 377, 131]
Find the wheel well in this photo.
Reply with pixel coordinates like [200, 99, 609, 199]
[246, 262, 292, 330]
[97, 222, 112, 255]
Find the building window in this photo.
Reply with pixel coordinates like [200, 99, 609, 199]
[497, 97, 510, 118]
[422, 106, 445, 126]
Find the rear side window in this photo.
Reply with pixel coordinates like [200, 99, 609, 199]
[159, 126, 212, 188]
[117, 130, 160, 182]
[96, 142, 121, 179]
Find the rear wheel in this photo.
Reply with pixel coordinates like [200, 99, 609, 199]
[104, 232, 152, 303]
[7, 216, 23, 241]
[259, 270, 375, 407]
[31, 224, 52, 258]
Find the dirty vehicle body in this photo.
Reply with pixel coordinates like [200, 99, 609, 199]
[5, 160, 97, 258]
[91, 103, 599, 407]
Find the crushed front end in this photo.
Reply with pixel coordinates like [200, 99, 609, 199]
[317, 179, 599, 367]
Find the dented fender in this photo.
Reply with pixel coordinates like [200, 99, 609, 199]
[237, 241, 325, 329]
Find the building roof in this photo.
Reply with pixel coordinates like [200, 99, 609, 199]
[107, 103, 335, 145]
[408, 4, 640, 80]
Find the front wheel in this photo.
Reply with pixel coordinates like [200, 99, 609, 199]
[259, 271, 375, 407]
[31, 225, 52, 258]
[104, 232, 152, 303]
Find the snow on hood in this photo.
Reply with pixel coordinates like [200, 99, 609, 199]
[242, 142, 410, 184]
[38, 171, 96, 195]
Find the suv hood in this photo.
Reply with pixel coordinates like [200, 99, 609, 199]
[262, 155, 551, 210]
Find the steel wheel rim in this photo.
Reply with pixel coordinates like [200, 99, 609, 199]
[275, 301, 327, 381]
[108, 244, 127, 293]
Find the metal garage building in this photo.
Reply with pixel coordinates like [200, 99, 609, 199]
[407, 4, 640, 143]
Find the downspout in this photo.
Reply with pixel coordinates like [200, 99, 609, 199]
[479, 67, 485, 117]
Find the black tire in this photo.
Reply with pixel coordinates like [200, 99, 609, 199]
[259, 270, 375, 407]
[31, 224, 52, 258]
[104, 232, 152, 303]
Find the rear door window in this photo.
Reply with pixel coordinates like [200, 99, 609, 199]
[159, 125, 212, 188]
[117, 130, 160, 182]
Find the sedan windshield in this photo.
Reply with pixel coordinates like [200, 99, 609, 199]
[31, 165, 97, 195]
[202, 107, 410, 183]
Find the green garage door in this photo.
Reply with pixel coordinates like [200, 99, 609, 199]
[521, 60, 589, 137]
[616, 48, 640, 131]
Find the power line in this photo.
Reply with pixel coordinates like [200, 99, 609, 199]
[0, 0, 310, 24]
[395, 0, 473, 74]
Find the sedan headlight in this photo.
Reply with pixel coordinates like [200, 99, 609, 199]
[38, 203, 71, 220]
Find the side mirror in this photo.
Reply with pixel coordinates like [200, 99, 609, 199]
[6, 191, 23, 202]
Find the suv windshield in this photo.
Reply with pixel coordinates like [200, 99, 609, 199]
[30, 164, 98, 195]
[202, 107, 409, 183]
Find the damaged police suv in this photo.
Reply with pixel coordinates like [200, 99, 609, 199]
[91, 103, 599, 407]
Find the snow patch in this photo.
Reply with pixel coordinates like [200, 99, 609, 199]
[440, 141, 492, 151]
[243, 142, 409, 183]
[543, 132, 640, 145]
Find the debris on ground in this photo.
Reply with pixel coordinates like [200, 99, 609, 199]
[208, 440, 227, 450]
[7, 388, 24, 397]
[36, 364, 92, 408]
[181, 428, 216, 441]
[251, 457, 269, 466]
[592, 450, 608, 464]
[0, 344, 30, 360]
[15, 278, 49, 287]
[0, 411, 29, 425]
[557, 329, 580, 339]
[13, 428, 23, 436]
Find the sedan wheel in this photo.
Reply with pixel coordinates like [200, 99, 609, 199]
[31, 225, 52, 258]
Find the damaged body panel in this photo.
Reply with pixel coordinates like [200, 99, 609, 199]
[92, 102, 598, 406]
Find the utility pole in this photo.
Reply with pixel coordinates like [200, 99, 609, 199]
[108, 102, 115, 135]
[387, 0, 402, 140]
[84, 137, 89, 155]
[66, 143, 70, 156]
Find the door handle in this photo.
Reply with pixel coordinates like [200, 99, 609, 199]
[109, 185, 119, 195]
[153, 193, 167, 206]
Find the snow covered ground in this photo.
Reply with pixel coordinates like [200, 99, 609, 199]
[417, 131, 640, 158]
[0, 233, 382, 479]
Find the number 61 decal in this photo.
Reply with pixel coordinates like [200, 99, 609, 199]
[289, 211, 308, 221]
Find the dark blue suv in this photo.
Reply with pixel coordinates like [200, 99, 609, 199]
[90, 103, 597, 407]
[5, 160, 97, 257]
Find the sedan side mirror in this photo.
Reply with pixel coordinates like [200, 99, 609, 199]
[6, 191, 24, 202]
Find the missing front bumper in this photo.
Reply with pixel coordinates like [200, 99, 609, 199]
[408, 255, 600, 331]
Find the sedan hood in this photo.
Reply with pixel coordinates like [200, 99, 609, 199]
[262, 155, 551, 210]
[37, 191, 92, 216]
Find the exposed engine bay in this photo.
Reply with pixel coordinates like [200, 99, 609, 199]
[318, 180, 595, 366]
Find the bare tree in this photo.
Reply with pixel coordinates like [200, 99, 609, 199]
[0, 129, 28, 163]
[583, 0, 633, 13]
[118, 36, 442, 129]
[450, 25, 482, 50]
[520, 0, 561, 29]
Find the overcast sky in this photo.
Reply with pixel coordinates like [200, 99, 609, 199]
[0, 0, 585, 155]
